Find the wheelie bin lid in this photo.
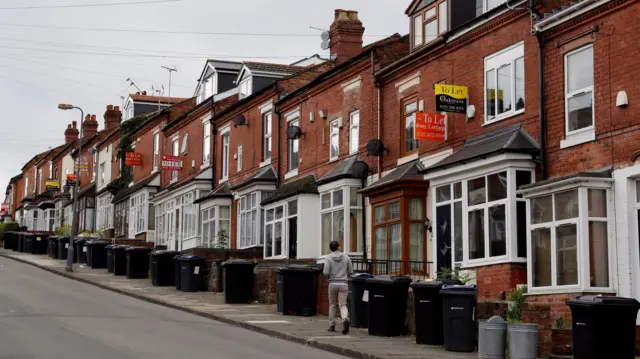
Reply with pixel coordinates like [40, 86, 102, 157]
[85, 240, 109, 245]
[566, 295, 640, 308]
[150, 250, 179, 257]
[277, 265, 321, 273]
[178, 255, 206, 262]
[222, 259, 256, 266]
[410, 280, 445, 289]
[74, 238, 87, 243]
[440, 284, 477, 296]
[113, 245, 129, 250]
[125, 246, 152, 252]
[366, 275, 412, 285]
[23, 233, 34, 238]
[348, 273, 374, 281]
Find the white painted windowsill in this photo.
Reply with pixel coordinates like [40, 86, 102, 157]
[284, 169, 298, 180]
[560, 128, 595, 149]
[259, 159, 272, 168]
[219, 177, 228, 184]
[397, 153, 418, 166]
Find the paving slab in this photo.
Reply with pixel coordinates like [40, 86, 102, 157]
[0, 249, 477, 359]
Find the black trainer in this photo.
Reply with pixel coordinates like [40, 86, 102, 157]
[342, 319, 350, 335]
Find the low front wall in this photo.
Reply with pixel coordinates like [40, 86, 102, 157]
[474, 262, 527, 300]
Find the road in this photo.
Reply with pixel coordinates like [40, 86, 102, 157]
[0, 257, 344, 359]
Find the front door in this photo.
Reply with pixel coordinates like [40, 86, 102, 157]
[435, 205, 452, 273]
[288, 217, 297, 259]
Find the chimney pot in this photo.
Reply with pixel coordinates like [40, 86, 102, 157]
[107, 104, 113, 111]
[84, 114, 90, 122]
[114, 106, 120, 111]
[329, 8, 365, 64]
[91, 114, 97, 121]
[72, 121, 77, 128]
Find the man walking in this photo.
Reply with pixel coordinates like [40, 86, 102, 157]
[323, 240, 353, 334]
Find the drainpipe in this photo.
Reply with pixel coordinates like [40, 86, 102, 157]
[361, 177, 367, 260]
[535, 32, 547, 180]
[274, 107, 282, 188]
[209, 97, 217, 190]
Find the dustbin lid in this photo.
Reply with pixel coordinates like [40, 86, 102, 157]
[179, 255, 206, 261]
[277, 265, 320, 273]
[567, 295, 640, 308]
[410, 280, 444, 289]
[440, 284, 477, 295]
[348, 273, 374, 281]
[222, 259, 255, 267]
[366, 275, 412, 285]
[74, 238, 87, 243]
[151, 250, 179, 257]
[125, 246, 152, 252]
[105, 244, 115, 249]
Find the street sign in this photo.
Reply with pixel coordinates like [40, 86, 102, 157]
[161, 155, 181, 171]
[125, 152, 142, 166]
[435, 84, 468, 114]
[45, 179, 60, 191]
[416, 112, 447, 141]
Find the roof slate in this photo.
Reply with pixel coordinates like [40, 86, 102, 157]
[194, 182, 233, 204]
[112, 172, 159, 204]
[129, 94, 189, 104]
[422, 124, 539, 174]
[230, 166, 277, 191]
[244, 62, 303, 75]
[317, 155, 362, 185]
[261, 175, 318, 206]
[363, 160, 425, 193]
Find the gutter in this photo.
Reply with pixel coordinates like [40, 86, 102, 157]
[533, 0, 602, 32]
[517, 176, 614, 196]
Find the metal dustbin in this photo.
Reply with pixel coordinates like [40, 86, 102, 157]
[179, 256, 206, 292]
[125, 247, 152, 279]
[507, 322, 538, 359]
[150, 250, 179, 286]
[277, 265, 321, 316]
[479, 316, 507, 359]
[441, 284, 477, 353]
[366, 275, 412, 337]
[567, 296, 640, 359]
[86, 240, 109, 269]
[113, 245, 129, 276]
[57, 237, 70, 260]
[348, 273, 374, 328]
[221, 260, 256, 304]
[74, 238, 88, 264]
[411, 281, 446, 345]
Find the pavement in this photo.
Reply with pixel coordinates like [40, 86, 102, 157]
[0, 249, 477, 359]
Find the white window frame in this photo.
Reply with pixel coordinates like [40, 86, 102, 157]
[203, 122, 211, 165]
[349, 111, 360, 155]
[221, 130, 230, 181]
[32, 210, 38, 230]
[561, 45, 595, 149]
[201, 205, 231, 248]
[264, 200, 297, 259]
[153, 132, 160, 171]
[329, 118, 340, 161]
[237, 144, 243, 172]
[263, 111, 272, 162]
[92, 152, 97, 183]
[523, 181, 614, 295]
[181, 134, 189, 155]
[484, 42, 525, 125]
[37, 168, 42, 193]
[129, 191, 149, 235]
[288, 117, 300, 174]
[427, 157, 536, 268]
[484, 0, 506, 12]
[179, 191, 198, 242]
[238, 192, 261, 249]
[97, 194, 114, 230]
[239, 77, 252, 99]
[172, 137, 179, 182]
[99, 162, 106, 186]
[319, 181, 363, 256]
[49, 161, 53, 179]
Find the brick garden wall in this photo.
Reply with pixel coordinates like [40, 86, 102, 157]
[475, 263, 527, 300]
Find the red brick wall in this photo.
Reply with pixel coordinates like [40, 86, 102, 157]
[475, 263, 527, 300]
[110, 138, 121, 182]
[162, 109, 209, 188]
[378, 14, 539, 173]
[543, 0, 640, 177]
[133, 121, 161, 183]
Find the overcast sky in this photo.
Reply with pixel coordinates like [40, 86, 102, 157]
[0, 0, 408, 191]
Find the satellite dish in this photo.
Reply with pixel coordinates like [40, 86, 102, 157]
[286, 125, 304, 140]
[366, 139, 389, 157]
[320, 31, 330, 41]
[351, 160, 370, 179]
[232, 114, 248, 128]
[321, 40, 330, 50]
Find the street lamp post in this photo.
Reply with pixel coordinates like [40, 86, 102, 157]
[58, 104, 84, 272]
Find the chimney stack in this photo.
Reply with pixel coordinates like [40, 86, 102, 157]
[64, 121, 79, 144]
[104, 104, 122, 131]
[329, 9, 365, 64]
[82, 114, 99, 138]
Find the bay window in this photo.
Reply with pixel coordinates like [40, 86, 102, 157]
[433, 166, 533, 268]
[484, 42, 525, 124]
[129, 191, 150, 235]
[201, 205, 231, 248]
[238, 192, 261, 248]
[97, 194, 113, 230]
[523, 179, 613, 293]
[155, 200, 175, 247]
[180, 191, 197, 241]
[114, 200, 129, 238]
[321, 187, 362, 255]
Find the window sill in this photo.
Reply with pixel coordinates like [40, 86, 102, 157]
[328, 158, 339, 164]
[460, 256, 522, 269]
[238, 244, 263, 250]
[397, 153, 418, 166]
[264, 255, 287, 260]
[259, 159, 272, 168]
[482, 109, 525, 127]
[200, 162, 210, 170]
[170, 179, 178, 184]
[219, 177, 228, 184]
[560, 128, 595, 149]
[527, 287, 616, 296]
[284, 169, 298, 180]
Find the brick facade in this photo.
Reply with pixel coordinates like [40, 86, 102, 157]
[475, 263, 527, 300]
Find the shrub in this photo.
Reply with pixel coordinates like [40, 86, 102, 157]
[0, 222, 20, 242]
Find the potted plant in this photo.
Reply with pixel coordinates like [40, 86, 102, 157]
[551, 316, 573, 356]
[507, 287, 539, 359]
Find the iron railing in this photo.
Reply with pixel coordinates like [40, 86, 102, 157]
[351, 258, 434, 281]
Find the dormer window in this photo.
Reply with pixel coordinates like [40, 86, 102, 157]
[412, 0, 448, 49]
[239, 77, 252, 99]
[485, 0, 506, 12]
